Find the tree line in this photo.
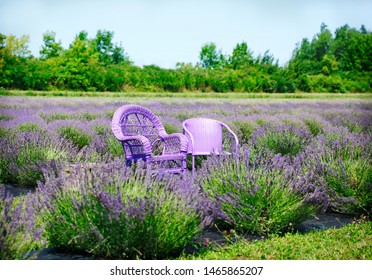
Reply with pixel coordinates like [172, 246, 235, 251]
[0, 23, 371, 93]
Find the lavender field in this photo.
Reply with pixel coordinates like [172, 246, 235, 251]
[0, 96, 371, 259]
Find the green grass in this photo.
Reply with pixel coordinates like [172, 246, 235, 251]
[2, 90, 372, 99]
[180, 221, 372, 260]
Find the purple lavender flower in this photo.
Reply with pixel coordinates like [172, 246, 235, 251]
[0, 188, 43, 259]
[34, 158, 204, 259]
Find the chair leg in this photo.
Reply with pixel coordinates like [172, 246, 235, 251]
[192, 155, 195, 180]
[146, 157, 152, 174]
[125, 159, 132, 167]
[182, 157, 187, 178]
[235, 153, 239, 167]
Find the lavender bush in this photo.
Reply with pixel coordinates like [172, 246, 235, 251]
[35, 159, 210, 259]
[302, 118, 324, 136]
[197, 149, 327, 235]
[0, 188, 43, 259]
[251, 123, 313, 157]
[48, 120, 97, 149]
[102, 131, 124, 158]
[0, 97, 370, 219]
[0, 130, 77, 186]
[303, 131, 372, 214]
[231, 120, 257, 145]
[56, 126, 93, 149]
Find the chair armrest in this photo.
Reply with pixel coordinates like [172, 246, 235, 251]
[161, 133, 188, 154]
[114, 133, 152, 155]
[219, 122, 239, 154]
[182, 125, 194, 154]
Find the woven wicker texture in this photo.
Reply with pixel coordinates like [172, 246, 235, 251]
[112, 104, 188, 175]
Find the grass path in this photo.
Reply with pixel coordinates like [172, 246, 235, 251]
[2, 90, 372, 100]
[180, 222, 372, 260]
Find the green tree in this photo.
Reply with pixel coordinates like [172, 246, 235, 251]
[0, 34, 31, 88]
[93, 30, 130, 65]
[199, 42, 226, 69]
[40, 31, 63, 59]
[3, 34, 31, 58]
[321, 54, 338, 75]
[256, 50, 279, 74]
[0, 33, 6, 74]
[58, 31, 99, 90]
[312, 23, 333, 61]
[289, 38, 316, 75]
[289, 23, 333, 76]
[332, 24, 371, 72]
[228, 41, 254, 70]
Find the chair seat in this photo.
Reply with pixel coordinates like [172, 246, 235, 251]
[151, 153, 186, 162]
[182, 117, 239, 178]
[188, 151, 232, 156]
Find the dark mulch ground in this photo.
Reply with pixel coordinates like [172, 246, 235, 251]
[2, 183, 35, 197]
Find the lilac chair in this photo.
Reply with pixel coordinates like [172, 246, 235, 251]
[112, 104, 188, 175]
[182, 118, 239, 177]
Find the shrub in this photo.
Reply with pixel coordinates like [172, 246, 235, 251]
[163, 122, 180, 134]
[0, 189, 43, 259]
[0, 114, 13, 121]
[39, 112, 72, 123]
[251, 124, 313, 156]
[79, 112, 97, 121]
[57, 126, 93, 149]
[303, 118, 323, 136]
[232, 120, 257, 145]
[105, 133, 124, 158]
[0, 127, 9, 138]
[91, 124, 107, 135]
[346, 159, 372, 215]
[198, 149, 324, 235]
[17, 122, 43, 132]
[37, 160, 209, 259]
[0, 131, 76, 186]
[304, 133, 372, 215]
[320, 127, 369, 161]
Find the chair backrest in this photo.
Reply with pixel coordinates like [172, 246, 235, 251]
[183, 118, 223, 155]
[112, 104, 166, 145]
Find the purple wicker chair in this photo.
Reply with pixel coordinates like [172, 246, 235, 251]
[182, 118, 239, 177]
[112, 104, 188, 175]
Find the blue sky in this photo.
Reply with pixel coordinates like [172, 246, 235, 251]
[1, 0, 371, 68]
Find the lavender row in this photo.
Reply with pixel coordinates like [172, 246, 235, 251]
[0, 97, 371, 259]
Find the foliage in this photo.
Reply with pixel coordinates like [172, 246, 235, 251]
[251, 124, 312, 156]
[37, 160, 206, 259]
[57, 126, 93, 149]
[0, 131, 76, 186]
[199, 42, 226, 70]
[1, 23, 371, 93]
[302, 118, 323, 136]
[40, 31, 63, 59]
[228, 42, 254, 70]
[198, 150, 323, 235]
[288, 23, 371, 92]
[0, 97, 371, 260]
[0, 190, 43, 259]
[231, 120, 257, 145]
[304, 132, 372, 215]
[104, 136, 123, 158]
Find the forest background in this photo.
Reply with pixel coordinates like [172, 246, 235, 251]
[0, 23, 371, 93]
